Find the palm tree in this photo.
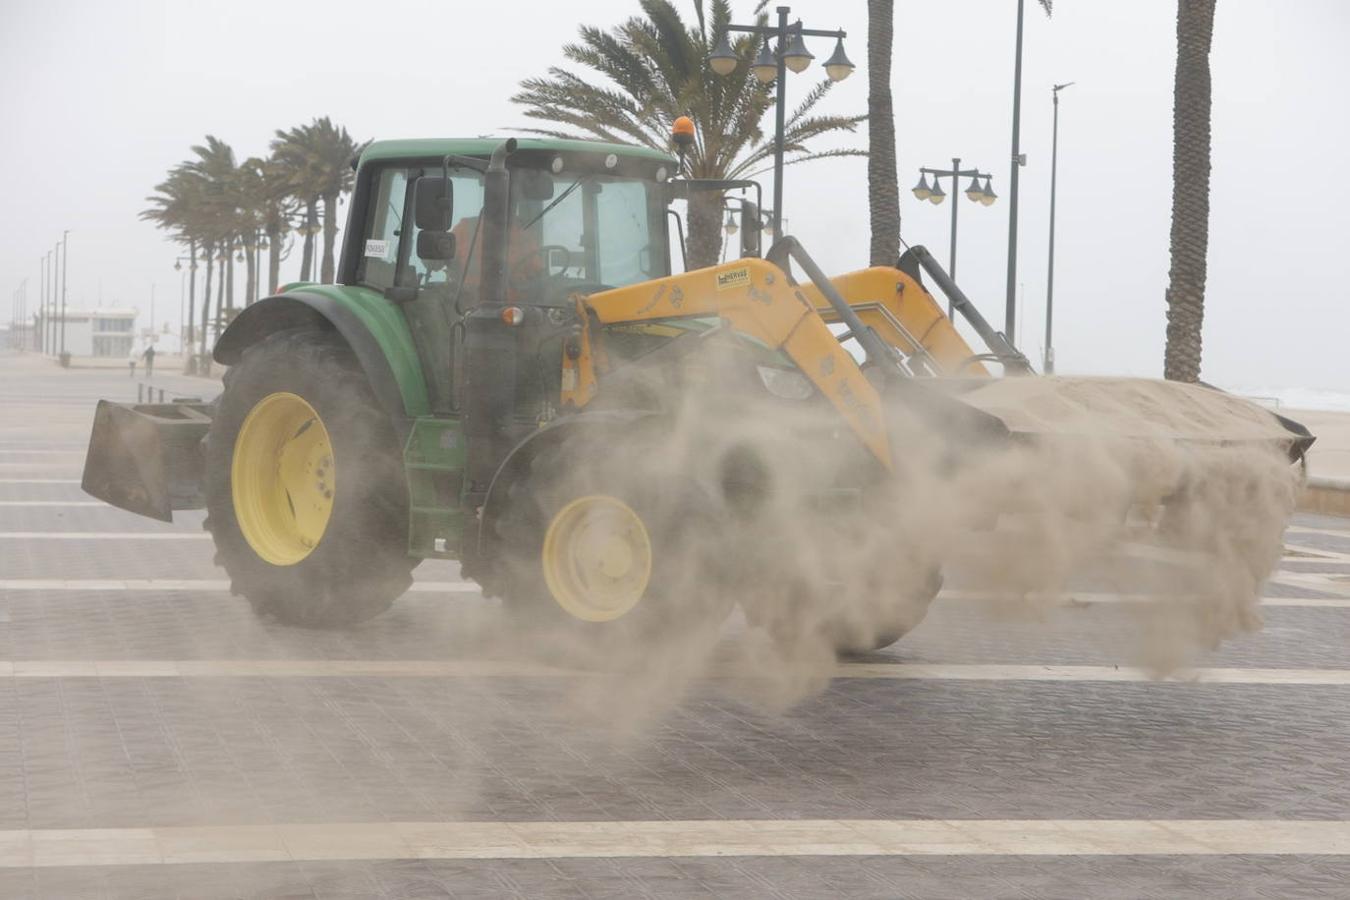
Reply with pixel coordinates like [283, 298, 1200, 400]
[181, 136, 242, 345]
[272, 118, 365, 283]
[310, 118, 365, 283]
[513, 0, 864, 268]
[141, 170, 200, 349]
[271, 123, 323, 282]
[867, 0, 898, 266]
[234, 160, 267, 305]
[258, 156, 296, 296]
[1163, 0, 1215, 383]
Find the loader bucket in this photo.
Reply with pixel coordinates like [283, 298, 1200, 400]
[937, 375, 1315, 463]
[82, 400, 214, 522]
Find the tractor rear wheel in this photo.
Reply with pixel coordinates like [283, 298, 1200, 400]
[203, 327, 414, 627]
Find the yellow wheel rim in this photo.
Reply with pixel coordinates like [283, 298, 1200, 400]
[541, 495, 652, 622]
[231, 391, 336, 566]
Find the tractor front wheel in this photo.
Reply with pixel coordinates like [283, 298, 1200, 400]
[490, 432, 728, 645]
[203, 328, 414, 627]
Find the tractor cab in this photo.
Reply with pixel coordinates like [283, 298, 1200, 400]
[342, 138, 679, 313]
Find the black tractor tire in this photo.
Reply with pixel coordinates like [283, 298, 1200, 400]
[489, 429, 729, 646]
[203, 327, 414, 627]
[827, 566, 942, 656]
[739, 548, 941, 657]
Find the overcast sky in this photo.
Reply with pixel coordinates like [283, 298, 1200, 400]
[1, 0, 1347, 392]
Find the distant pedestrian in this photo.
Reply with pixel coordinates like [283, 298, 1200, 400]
[128, 346, 137, 377]
[142, 344, 156, 378]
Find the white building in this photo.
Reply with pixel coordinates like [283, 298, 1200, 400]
[34, 308, 138, 358]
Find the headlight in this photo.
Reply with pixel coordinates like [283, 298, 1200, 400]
[756, 365, 814, 400]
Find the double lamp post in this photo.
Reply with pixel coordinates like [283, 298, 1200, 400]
[912, 160, 997, 317]
[708, 5, 854, 239]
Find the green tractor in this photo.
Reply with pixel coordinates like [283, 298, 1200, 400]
[83, 135, 1314, 646]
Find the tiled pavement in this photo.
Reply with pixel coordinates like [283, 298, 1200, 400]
[3, 350, 1350, 898]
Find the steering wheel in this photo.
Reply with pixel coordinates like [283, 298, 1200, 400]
[540, 245, 575, 278]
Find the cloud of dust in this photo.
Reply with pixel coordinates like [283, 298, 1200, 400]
[469, 350, 1305, 735]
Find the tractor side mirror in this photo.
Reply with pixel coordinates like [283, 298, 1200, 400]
[416, 230, 457, 262]
[414, 176, 454, 231]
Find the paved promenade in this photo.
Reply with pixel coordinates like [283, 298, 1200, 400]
[2, 349, 1349, 898]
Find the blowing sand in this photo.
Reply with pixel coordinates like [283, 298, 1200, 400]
[470, 368, 1307, 728]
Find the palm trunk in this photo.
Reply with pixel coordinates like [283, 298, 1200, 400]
[215, 253, 226, 340]
[225, 240, 236, 314]
[321, 190, 339, 283]
[186, 238, 196, 346]
[686, 191, 723, 270]
[244, 240, 257, 306]
[1163, 0, 1216, 383]
[200, 241, 214, 357]
[867, 0, 900, 266]
[300, 201, 317, 281]
[267, 225, 283, 295]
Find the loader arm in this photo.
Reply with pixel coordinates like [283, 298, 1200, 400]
[795, 268, 989, 377]
[573, 257, 893, 468]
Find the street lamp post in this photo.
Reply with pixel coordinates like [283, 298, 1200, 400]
[912, 159, 997, 317]
[709, 5, 853, 238]
[174, 254, 198, 346]
[39, 253, 47, 354]
[49, 244, 59, 356]
[58, 230, 69, 365]
[1005, 0, 1029, 344]
[1044, 81, 1074, 374]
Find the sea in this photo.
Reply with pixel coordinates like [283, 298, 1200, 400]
[1223, 386, 1350, 413]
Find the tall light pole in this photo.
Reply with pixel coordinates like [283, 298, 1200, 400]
[1044, 81, 1074, 374]
[174, 252, 198, 352]
[709, 5, 854, 238]
[1005, 0, 1028, 344]
[48, 245, 58, 356]
[39, 253, 47, 354]
[179, 268, 187, 348]
[59, 230, 69, 364]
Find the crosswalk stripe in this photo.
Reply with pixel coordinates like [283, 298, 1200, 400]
[1284, 543, 1350, 563]
[0, 463, 79, 470]
[0, 531, 210, 539]
[0, 449, 83, 456]
[0, 659, 1344, 684]
[0, 818, 1347, 866]
[0, 579, 476, 592]
[0, 479, 81, 484]
[0, 501, 103, 507]
[1287, 525, 1350, 540]
[832, 664, 1350, 685]
[0, 578, 1346, 607]
[940, 589, 1350, 608]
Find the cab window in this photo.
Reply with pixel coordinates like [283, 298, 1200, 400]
[355, 165, 486, 294]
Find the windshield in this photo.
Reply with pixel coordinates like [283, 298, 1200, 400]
[511, 173, 666, 292]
